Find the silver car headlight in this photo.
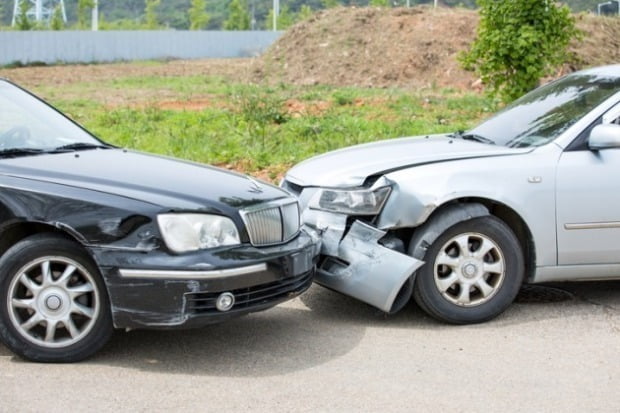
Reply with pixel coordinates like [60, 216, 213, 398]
[157, 214, 240, 253]
[309, 186, 391, 215]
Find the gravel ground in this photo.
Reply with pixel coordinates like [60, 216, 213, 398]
[1, 281, 618, 412]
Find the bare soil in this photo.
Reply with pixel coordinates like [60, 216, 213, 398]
[251, 6, 620, 89]
[2, 7, 618, 93]
[0, 58, 251, 89]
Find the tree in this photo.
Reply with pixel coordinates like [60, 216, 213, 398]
[224, 0, 250, 30]
[77, 0, 94, 29]
[265, 5, 296, 30]
[370, 0, 389, 6]
[15, 0, 32, 30]
[189, 0, 209, 30]
[297, 5, 314, 21]
[50, 5, 64, 30]
[144, 0, 160, 29]
[460, 0, 580, 102]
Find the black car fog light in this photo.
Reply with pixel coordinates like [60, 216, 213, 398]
[216, 292, 235, 312]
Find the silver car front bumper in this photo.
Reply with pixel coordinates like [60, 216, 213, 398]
[305, 210, 423, 313]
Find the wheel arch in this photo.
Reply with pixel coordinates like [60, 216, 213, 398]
[0, 221, 88, 262]
[409, 197, 536, 283]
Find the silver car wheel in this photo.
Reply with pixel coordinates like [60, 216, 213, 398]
[433, 232, 505, 307]
[7, 256, 101, 349]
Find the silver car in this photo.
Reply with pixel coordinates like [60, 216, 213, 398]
[282, 64, 620, 324]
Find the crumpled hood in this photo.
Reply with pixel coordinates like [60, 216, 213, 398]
[0, 149, 286, 211]
[286, 135, 533, 187]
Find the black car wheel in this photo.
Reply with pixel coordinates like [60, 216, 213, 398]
[413, 216, 524, 324]
[0, 234, 113, 362]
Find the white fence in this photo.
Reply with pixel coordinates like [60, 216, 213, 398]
[0, 31, 283, 65]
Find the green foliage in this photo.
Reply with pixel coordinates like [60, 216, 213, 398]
[99, 17, 144, 30]
[370, 0, 389, 7]
[189, 0, 210, 30]
[461, 0, 580, 102]
[224, 0, 250, 30]
[15, 0, 32, 30]
[265, 5, 297, 30]
[38, 72, 495, 174]
[297, 5, 314, 21]
[50, 5, 65, 30]
[144, 0, 161, 29]
[77, 0, 94, 29]
[321, 0, 341, 9]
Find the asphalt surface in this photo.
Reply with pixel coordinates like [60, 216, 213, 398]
[1, 281, 619, 412]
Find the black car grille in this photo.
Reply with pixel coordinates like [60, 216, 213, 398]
[185, 270, 312, 315]
[241, 200, 300, 246]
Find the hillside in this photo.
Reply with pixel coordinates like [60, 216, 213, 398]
[252, 6, 620, 89]
[0, 0, 611, 29]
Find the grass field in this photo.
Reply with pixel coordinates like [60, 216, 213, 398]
[32, 71, 498, 181]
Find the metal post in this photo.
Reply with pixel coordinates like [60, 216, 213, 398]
[35, 0, 42, 20]
[434, 0, 437, 8]
[92, 0, 98, 31]
[272, 0, 279, 31]
[12, 0, 19, 25]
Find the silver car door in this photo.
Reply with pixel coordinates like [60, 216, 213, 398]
[556, 103, 620, 265]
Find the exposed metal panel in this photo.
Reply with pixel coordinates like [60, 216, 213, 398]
[0, 31, 283, 65]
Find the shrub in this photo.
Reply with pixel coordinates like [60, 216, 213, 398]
[461, 0, 580, 102]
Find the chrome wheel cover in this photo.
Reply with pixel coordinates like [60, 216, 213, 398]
[433, 232, 505, 307]
[7, 256, 101, 349]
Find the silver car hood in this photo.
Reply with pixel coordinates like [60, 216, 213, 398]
[286, 135, 533, 187]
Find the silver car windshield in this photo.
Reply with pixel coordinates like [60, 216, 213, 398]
[0, 80, 103, 153]
[469, 73, 620, 148]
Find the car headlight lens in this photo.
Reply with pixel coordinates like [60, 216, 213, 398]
[157, 214, 240, 253]
[309, 186, 391, 215]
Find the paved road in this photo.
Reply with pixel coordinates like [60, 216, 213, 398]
[1, 281, 618, 412]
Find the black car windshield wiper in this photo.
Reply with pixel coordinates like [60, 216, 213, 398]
[52, 142, 113, 152]
[451, 131, 495, 145]
[0, 147, 46, 158]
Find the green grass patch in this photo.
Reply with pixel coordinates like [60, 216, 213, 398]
[43, 77, 497, 176]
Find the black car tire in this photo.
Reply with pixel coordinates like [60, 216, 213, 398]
[0, 233, 113, 362]
[413, 216, 524, 324]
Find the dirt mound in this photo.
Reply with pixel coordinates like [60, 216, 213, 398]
[253, 6, 620, 89]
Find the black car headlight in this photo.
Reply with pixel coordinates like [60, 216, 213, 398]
[157, 214, 240, 253]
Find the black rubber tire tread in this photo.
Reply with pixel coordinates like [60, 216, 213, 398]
[413, 216, 524, 324]
[0, 233, 113, 363]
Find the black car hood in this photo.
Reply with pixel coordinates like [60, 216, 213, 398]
[0, 149, 286, 211]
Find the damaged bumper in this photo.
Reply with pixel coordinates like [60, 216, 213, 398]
[306, 210, 423, 313]
[89, 227, 321, 329]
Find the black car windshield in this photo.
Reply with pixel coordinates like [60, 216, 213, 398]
[468, 72, 620, 148]
[0, 80, 103, 153]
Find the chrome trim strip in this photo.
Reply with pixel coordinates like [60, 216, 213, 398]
[119, 263, 267, 280]
[564, 222, 620, 230]
[241, 197, 299, 213]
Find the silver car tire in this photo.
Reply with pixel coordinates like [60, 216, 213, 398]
[413, 216, 524, 324]
[0, 234, 113, 363]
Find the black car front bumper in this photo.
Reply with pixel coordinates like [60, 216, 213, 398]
[90, 228, 320, 329]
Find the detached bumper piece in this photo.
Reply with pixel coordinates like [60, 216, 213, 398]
[307, 211, 423, 313]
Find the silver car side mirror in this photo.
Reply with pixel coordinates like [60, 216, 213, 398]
[588, 123, 620, 150]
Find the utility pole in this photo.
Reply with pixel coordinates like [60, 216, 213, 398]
[272, 0, 279, 31]
[12, 0, 66, 25]
[92, 0, 98, 30]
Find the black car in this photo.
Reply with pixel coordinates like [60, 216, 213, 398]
[0, 79, 320, 362]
